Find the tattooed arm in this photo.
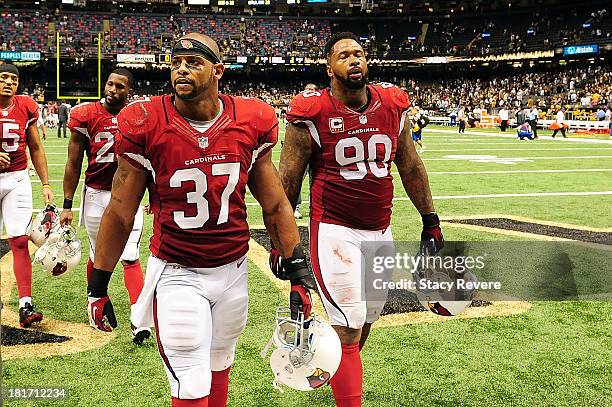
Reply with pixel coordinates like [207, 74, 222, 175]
[93, 157, 147, 271]
[279, 122, 312, 209]
[394, 115, 436, 215]
[248, 149, 300, 258]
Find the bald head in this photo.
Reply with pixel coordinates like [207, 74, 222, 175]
[181, 33, 222, 62]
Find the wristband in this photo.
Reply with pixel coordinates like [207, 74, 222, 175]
[422, 212, 440, 229]
[63, 198, 73, 209]
[42, 183, 52, 190]
[87, 267, 113, 297]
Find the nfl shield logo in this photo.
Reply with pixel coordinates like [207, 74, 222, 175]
[111, 117, 118, 124]
[198, 136, 208, 149]
[359, 115, 368, 124]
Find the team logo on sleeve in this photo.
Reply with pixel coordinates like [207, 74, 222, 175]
[329, 117, 344, 133]
[198, 136, 209, 150]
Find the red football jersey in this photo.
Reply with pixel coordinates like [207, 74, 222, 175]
[68, 101, 120, 190]
[0, 95, 39, 173]
[286, 83, 410, 230]
[117, 94, 278, 268]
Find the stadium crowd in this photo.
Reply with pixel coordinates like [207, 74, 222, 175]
[0, 5, 609, 58]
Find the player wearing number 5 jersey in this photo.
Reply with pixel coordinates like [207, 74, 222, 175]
[61, 69, 150, 344]
[280, 32, 444, 407]
[87, 33, 313, 407]
[0, 64, 54, 328]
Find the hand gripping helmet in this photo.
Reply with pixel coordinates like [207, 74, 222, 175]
[33, 225, 82, 276]
[30, 203, 60, 247]
[414, 256, 477, 317]
[261, 307, 341, 391]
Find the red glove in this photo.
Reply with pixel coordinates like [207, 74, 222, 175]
[87, 295, 117, 332]
[290, 284, 312, 320]
[421, 213, 444, 255]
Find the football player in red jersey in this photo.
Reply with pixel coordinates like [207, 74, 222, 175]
[0, 63, 54, 328]
[279, 32, 444, 407]
[60, 69, 150, 344]
[86, 33, 314, 407]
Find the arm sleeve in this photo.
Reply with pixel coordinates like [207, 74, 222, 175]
[254, 101, 279, 162]
[116, 102, 151, 172]
[26, 98, 39, 127]
[286, 92, 320, 124]
[67, 105, 88, 136]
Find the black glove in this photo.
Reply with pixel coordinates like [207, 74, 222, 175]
[269, 245, 316, 290]
[87, 267, 117, 332]
[420, 213, 444, 255]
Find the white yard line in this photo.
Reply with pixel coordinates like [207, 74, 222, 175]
[427, 128, 612, 144]
[245, 191, 612, 205]
[393, 169, 612, 175]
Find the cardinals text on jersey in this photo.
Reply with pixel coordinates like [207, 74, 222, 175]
[117, 95, 278, 267]
[286, 83, 410, 230]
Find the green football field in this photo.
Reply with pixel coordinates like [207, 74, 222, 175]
[2, 124, 611, 406]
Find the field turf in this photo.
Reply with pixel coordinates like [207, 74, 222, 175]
[2, 123, 611, 406]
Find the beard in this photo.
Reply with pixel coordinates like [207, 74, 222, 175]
[174, 69, 214, 100]
[334, 71, 368, 90]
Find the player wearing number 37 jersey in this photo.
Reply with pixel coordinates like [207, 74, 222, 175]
[280, 32, 444, 407]
[88, 33, 313, 407]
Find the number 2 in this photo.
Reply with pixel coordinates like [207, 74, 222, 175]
[170, 163, 240, 229]
[1, 122, 20, 152]
[95, 132, 115, 163]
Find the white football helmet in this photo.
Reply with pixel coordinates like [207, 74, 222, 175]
[414, 258, 477, 317]
[30, 204, 60, 247]
[261, 307, 341, 392]
[33, 225, 82, 276]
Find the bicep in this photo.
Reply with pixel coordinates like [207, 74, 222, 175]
[25, 123, 42, 151]
[279, 123, 312, 184]
[394, 113, 418, 170]
[67, 131, 86, 164]
[248, 150, 286, 213]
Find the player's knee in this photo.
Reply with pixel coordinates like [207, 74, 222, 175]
[120, 259, 139, 266]
[210, 342, 238, 371]
[335, 299, 366, 330]
[334, 325, 362, 345]
[173, 365, 212, 399]
[8, 235, 29, 251]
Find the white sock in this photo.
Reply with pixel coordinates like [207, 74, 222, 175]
[19, 296, 33, 308]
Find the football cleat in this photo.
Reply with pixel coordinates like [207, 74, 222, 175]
[19, 303, 43, 328]
[261, 307, 341, 391]
[131, 324, 152, 345]
[34, 225, 82, 276]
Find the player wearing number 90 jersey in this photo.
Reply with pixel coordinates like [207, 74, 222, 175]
[280, 32, 443, 407]
[286, 82, 410, 231]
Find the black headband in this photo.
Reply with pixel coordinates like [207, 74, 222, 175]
[172, 38, 221, 64]
[0, 64, 19, 77]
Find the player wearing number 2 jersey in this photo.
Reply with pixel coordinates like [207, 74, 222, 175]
[87, 34, 313, 407]
[0, 64, 54, 328]
[61, 69, 150, 344]
[280, 32, 444, 407]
